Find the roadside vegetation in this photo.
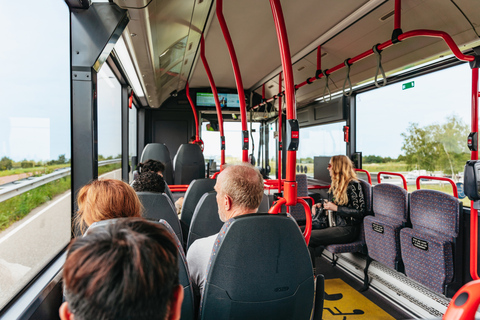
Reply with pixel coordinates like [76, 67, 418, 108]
[0, 158, 121, 232]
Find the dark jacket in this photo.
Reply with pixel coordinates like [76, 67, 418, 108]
[331, 180, 365, 226]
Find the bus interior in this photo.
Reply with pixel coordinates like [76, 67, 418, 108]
[2, 0, 480, 319]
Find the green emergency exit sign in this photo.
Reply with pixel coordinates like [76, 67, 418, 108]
[402, 81, 415, 90]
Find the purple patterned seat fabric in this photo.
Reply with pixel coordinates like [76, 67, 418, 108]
[364, 183, 408, 270]
[289, 174, 309, 223]
[400, 189, 460, 295]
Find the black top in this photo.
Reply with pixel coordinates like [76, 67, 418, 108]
[330, 180, 366, 226]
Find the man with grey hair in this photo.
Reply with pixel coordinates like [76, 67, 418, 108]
[186, 163, 264, 296]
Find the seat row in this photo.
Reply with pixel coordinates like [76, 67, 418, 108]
[323, 179, 463, 297]
[139, 142, 206, 185]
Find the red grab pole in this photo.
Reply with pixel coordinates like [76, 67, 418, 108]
[394, 0, 401, 30]
[471, 67, 479, 281]
[200, 35, 225, 167]
[270, 0, 298, 207]
[216, 0, 248, 163]
[186, 81, 199, 142]
[278, 72, 283, 192]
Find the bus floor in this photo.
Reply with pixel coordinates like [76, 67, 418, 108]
[314, 254, 415, 320]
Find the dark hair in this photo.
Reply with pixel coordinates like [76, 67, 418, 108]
[132, 171, 166, 193]
[138, 159, 165, 174]
[63, 218, 179, 320]
[189, 135, 196, 143]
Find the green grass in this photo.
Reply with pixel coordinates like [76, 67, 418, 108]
[0, 164, 70, 178]
[407, 184, 470, 207]
[0, 163, 122, 232]
[0, 177, 71, 231]
[363, 162, 409, 172]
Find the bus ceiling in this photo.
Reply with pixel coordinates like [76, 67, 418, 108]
[101, 0, 480, 108]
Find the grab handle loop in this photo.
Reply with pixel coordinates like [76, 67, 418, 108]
[373, 44, 387, 88]
[322, 69, 331, 102]
[342, 59, 352, 96]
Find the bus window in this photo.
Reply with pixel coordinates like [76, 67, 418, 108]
[202, 122, 261, 167]
[357, 63, 471, 205]
[0, 1, 70, 309]
[297, 122, 346, 177]
[97, 64, 122, 179]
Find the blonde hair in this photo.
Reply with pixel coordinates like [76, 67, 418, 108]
[76, 179, 143, 232]
[328, 155, 358, 206]
[220, 163, 264, 210]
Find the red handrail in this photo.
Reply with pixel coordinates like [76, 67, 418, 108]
[443, 279, 480, 320]
[168, 185, 189, 192]
[252, 29, 475, 110]
[278, 72, 283, 192]
[200, 35, 225, 167]
[355, 168, 372, 185]
[185, 81, 199, 142]
[377, 171, 408, 190]
[268, 197, 312, 245]
[269, 0, 297, 207]
[216, 0, 248, 163]
[471, 68, 479, 281]
[210, 171, 220, 180]
[308, 185, 330, 190]
[415, 176, 458, 198]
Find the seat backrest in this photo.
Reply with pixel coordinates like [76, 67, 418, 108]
[158, 220, 195, 320]
[285, 174, 309, 224]
[173, 144, 205, 185]
[257, 193, 270, 212]
[140, 143, 174, 185]
[358, 179, 373, 215]
[372, 183, 408, 224]
[180, 178, 216, 234]
[199, 214, 314, 320]
[164, 182, 174, 204]
[136, 192, 182, 245]
[410, 189, 460, 238]
[186, 191, 223, 250]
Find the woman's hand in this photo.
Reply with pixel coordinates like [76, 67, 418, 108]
[311, 203, 322, 217]
[323, 201, 338, 212]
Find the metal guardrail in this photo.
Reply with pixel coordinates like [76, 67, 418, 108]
[0, 159, 120, 203]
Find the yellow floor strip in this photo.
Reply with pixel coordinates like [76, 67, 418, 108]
[323, 279, 395, 320]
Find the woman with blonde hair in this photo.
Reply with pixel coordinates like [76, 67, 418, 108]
[76, 179, 143, 232]
[309, 155, 365, 248]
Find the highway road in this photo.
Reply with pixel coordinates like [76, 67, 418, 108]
[0, 169, 121, 309]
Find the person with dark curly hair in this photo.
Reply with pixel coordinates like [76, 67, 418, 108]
[138, 159, 165, 176]
[132, 171, 166, 193]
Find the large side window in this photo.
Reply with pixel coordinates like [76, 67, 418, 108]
[202, 122, 261, 167]
[0, 1, 70, 309]
[297, 122, 346, 177]
[97, 64, 122, 179]
[357, 63, 471, 204]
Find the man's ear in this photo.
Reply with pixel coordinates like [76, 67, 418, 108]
[224, 194, 232, 211]
[59, 302, 74, 320]
[168, 285, 184, 320]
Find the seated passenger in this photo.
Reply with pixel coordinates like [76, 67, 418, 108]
[309, 155, 365, 249]
[138, 159, 165, 177]
[59, 218, 184, 320]
[132, 171, 166, 193]
[186, 163, 264, 295]
[76, 179, 142, 232]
